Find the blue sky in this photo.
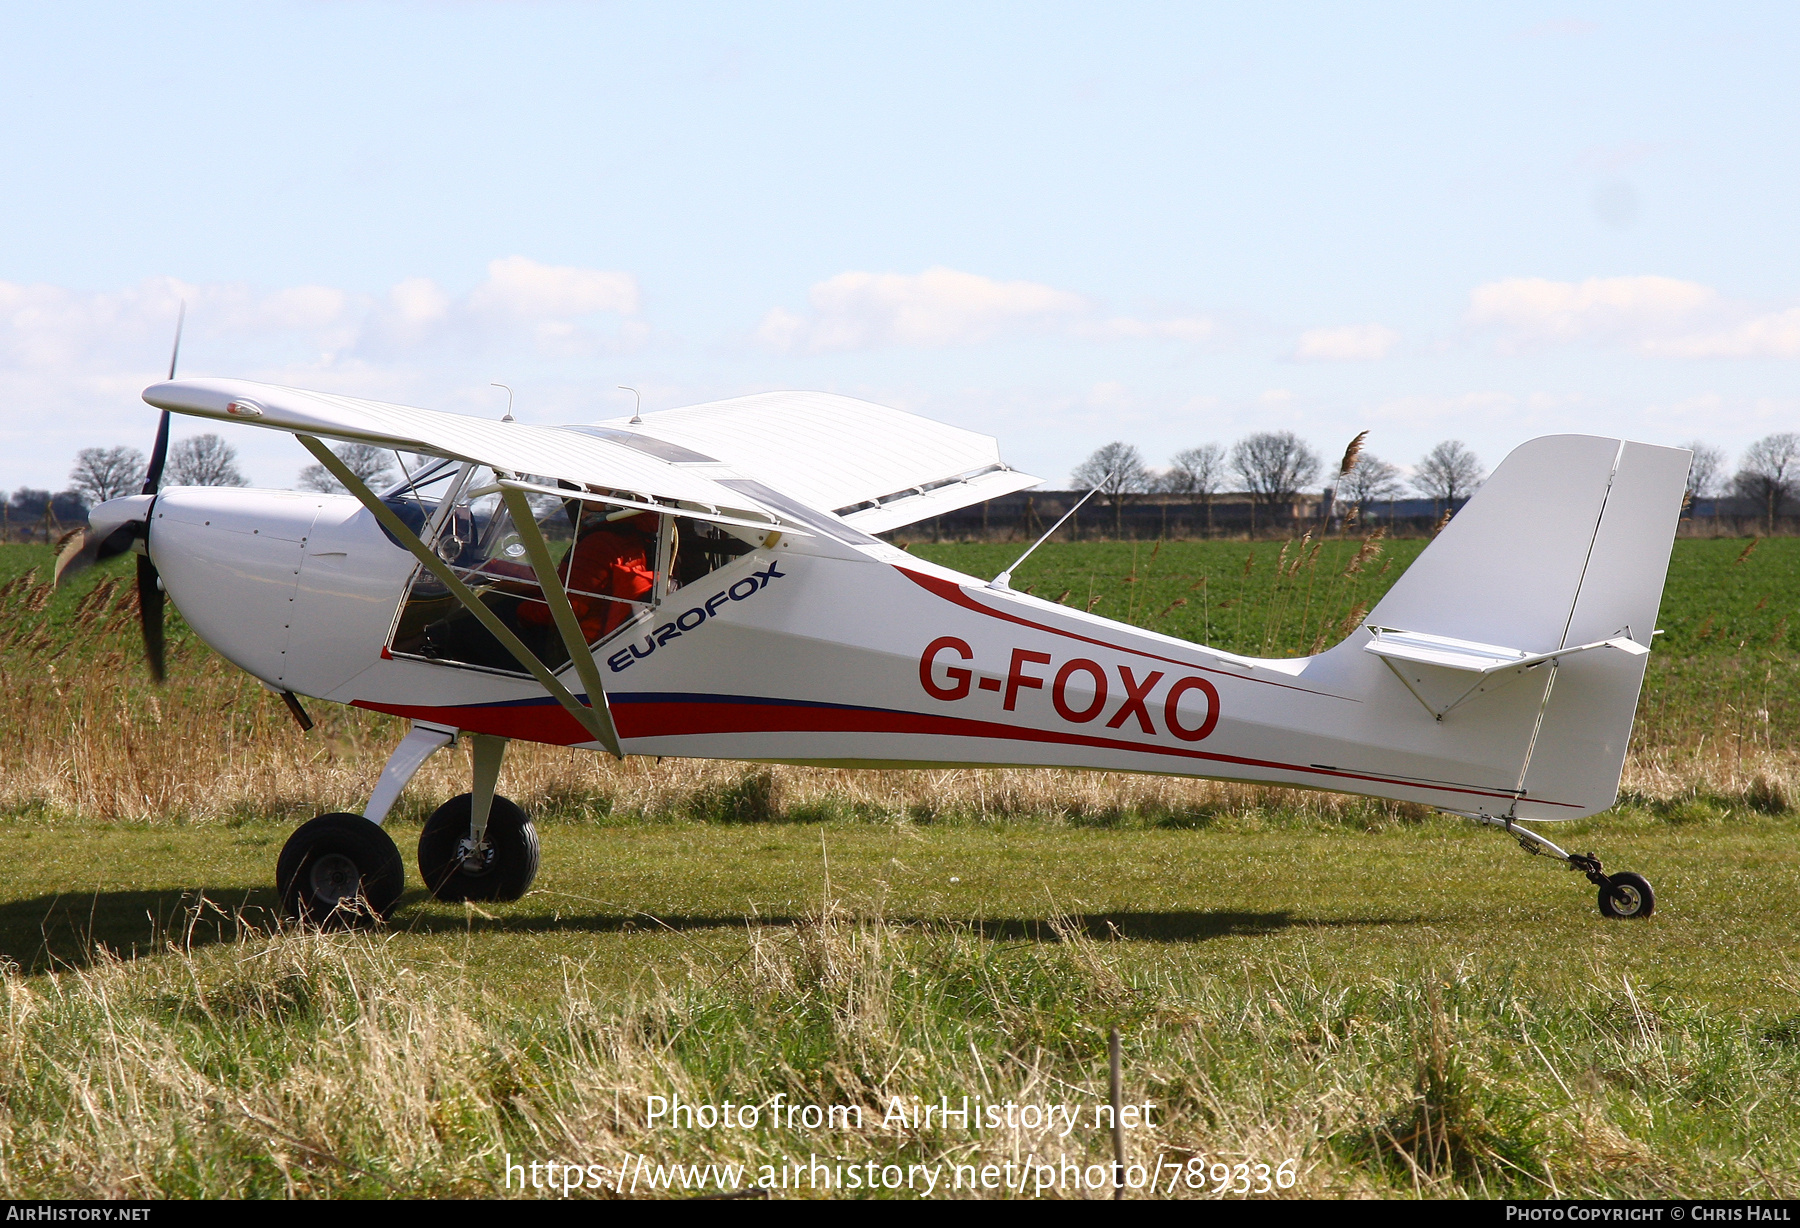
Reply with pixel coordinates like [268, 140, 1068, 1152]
[1, 2, 1795, 494]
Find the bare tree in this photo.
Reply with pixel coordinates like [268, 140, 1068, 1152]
[1159, 443, 1227, 531]
[168, 434, 249, 487]
[1731, 432, 1800, 534]
[299, 443, 398, 494]
[1071, 441, 1151, 536]
[1411, 440, 1484, 509]
[69, 446, 147, 505]
[1230, 431, 1321, 530]
[1679, 440, 1724, 507]
[1339, 453, 1404, 518]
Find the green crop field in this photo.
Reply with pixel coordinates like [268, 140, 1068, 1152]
[1, 537, 1797, 1199]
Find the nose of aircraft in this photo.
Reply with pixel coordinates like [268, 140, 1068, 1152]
[145, 487, 337, 688]
[144, 485, 419, 696]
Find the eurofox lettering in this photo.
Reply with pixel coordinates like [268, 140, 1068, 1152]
[606, 560, 785, 673]
[919, 636, 1220, 742]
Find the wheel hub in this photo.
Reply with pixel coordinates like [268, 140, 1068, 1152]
[308, 852, 362, 905]
[454, 837, 494, 876]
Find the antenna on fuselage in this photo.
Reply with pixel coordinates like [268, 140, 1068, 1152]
[491, 382, 515, 422]
[987, 475, 1110, 592]
[619, 385, 642, 425]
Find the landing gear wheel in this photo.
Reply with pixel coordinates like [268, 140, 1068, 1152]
[1599, 871, 1655, 919]
[276, 813, 405, 928]
[418, 793, 539, 902]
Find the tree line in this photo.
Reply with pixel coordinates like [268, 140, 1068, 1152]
[1070, 430, 1800, 534]
[5, 428, 1798, 542]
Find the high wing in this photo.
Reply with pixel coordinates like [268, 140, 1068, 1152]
[596, 391, 1041, 532]
[141, 378, 788, 529]
[144, 381, 1039, 535]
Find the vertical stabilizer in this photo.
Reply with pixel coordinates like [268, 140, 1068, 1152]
[1365, 435, 1622, 653]
[1344, 434, 1689, 820]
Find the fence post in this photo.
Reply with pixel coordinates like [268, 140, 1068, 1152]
[1110, 1027, 1124, 1198]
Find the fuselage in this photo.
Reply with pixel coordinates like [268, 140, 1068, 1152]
[146, 482, 1614, 822]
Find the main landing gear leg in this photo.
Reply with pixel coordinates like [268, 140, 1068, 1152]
[1471, 813, 1655, 919]
[468, 733, 504, 849]
[364, 723, 457, 825]
[276, 720, 456, 927]
[417, 734, 539, 902]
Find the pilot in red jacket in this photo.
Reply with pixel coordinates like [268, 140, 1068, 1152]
[517, 511, 658, 642]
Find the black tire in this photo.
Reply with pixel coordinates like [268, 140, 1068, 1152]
[1599, 871, 1655, 919]
[418, 793, 539, 902]
[276, 813, 405, 927]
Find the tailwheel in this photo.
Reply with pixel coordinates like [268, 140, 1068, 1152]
[1598, 871, 1655, 920]
[277, 813, 406, 928]
[418, 793, 539, 902]
[1475, 815, 1657, 922]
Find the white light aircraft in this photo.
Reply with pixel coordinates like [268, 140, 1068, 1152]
[58, 372, 1688, 925]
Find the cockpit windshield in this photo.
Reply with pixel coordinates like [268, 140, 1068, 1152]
[385, 466, 759, 677]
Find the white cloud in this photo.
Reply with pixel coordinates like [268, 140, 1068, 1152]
[1467, 275, 1800, 358]
[760, 267, 1082, 351]
[757, 266, 1213, 352]
[467, 255, 639, 319]
[1293, 323, 1399, 361]
[1080, 316, 1215, 342]
[0, 257, 644, 379]
[362, 257, 642, 359]
[387, 277, 452, 326]
[1649, 308, 1800, 359]
[1470, 275, 1714, 342]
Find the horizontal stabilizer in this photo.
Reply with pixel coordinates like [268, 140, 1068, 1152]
[1365, 626, 1649, 718]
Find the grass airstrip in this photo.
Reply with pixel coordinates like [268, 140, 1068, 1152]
[1, 534, 1797, 1198]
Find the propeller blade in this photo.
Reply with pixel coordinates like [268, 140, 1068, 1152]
[137, 554, 165, 683]
[53, 530, 93, 586]
[51, 494, 156, 587]
[143, 412, 171, 494]
[142, 302, 183, 495]
[53, 523, 133, 586]
[130, 305, 182, 677]
[167, 300, 184, 380]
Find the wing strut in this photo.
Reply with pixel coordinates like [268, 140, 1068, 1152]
[497, 483, 624, 751]
[298, 436, 624, 758]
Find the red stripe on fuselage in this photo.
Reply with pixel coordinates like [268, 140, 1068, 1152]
[356, 693, 1567, 808]
[615, 696, 1559, 806]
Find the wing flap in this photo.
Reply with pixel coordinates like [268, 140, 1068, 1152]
[838, 466, 1043, 534]
[608, 390, 1041, 525]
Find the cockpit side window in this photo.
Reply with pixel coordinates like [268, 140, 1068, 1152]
[387, 472, 672, 676]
